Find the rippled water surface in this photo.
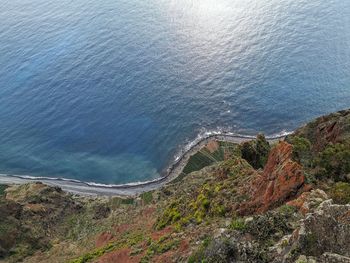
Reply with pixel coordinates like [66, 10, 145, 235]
[0, 0, 349, 183]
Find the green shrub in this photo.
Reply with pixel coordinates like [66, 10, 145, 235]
[187, 237, 211, 263]
[0, 185, 7, 197]
[141, 235, 180, 262]
[229, 218, 246, 231]
[278, 204, 297, 215]
[69, 240, 125, 263]
[241, 134, 270, 169]
[315, 142, 350, 181]
[302, 233, 318, 256]
[155, 202, 181, 230]
[70, 232, 146, 263]
[245, 211, 294, 243]
[288, 136, 312, 166]
[213, 204, 226, 216]
[329, 182, 350, 204]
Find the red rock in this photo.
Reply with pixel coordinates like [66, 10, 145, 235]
[286, 189, 329, 215]
[313, 120, 342, 152]
[239, 141, 309, 215]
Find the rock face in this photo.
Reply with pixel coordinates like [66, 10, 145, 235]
[0, 182, 82, 260]
[287, 189, 328, 215]
[201, 235, 262, 263]
[293, 109, 350, 152]
[239, 141, 309, 215]
[298, 200, 350, 258]
[273, 200, 350, 263]
[1, 109, 349, 263]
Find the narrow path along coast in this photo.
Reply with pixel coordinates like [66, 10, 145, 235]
[0, 133, 288, 196]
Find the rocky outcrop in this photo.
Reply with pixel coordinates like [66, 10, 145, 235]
[295, 254, 350, 263]
[273, 199, 350, 263]
[286, 189, 328, 215]
[297, 200, 350, 257]
[239, 141, 310, 215]
[1, 109, 350, 263]
[293, 109, 350, 152]
[200, 235, 263, 263]
[0, 182, 82, 261]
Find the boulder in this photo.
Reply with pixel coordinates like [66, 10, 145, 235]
[273, 199, 350, 262]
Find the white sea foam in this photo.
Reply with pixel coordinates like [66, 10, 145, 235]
[0, 130, 293, 191]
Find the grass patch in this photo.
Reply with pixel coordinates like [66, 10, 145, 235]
[140, 235, 180, 262]
[183, 151, 215, 174]
[70, 232, 146, 263]
[229, 217, 246, 231]
[182, 141, 241, 175]
[140, 191, 153, 205]
[278, 204, 297, 215]
[69, 240, 125, 263]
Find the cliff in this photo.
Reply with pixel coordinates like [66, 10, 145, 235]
[0, 109, 349, 263]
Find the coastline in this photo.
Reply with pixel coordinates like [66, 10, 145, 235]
[0, 133, 289, 196]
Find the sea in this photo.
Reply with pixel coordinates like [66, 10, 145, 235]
[0, 0, 349, 184]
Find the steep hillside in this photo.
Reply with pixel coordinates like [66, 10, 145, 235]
[0, 109, 349, 263]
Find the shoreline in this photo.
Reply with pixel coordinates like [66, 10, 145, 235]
[0, 133, 289, 196]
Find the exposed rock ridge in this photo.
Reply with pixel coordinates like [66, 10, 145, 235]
[239, 141, 310, 215]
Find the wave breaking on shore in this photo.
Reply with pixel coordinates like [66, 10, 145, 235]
[0, 130, 292, 196]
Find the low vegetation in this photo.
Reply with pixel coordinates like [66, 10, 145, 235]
[0, 109, 349, 262]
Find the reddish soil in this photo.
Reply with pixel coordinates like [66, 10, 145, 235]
[114, 223, 131, 235]
[206, 140, 219, 153]
[150, 226, 173, 241]
[97, 248, 141, 263]
[95, 232, 114, 248]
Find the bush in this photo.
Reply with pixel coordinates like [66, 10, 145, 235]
[188, 237, 211, 263]
[288, 136, 312, 166]
[315, 142, 350, 181]
[229, 218, 246, 231]
[0, 185, 7, 197]
[245, 210, 295, 243]
[155, 202, 181, 230]
[329, 182, 350, 204]
[278, 204, 297, 216]
[241, 134, 270, 169]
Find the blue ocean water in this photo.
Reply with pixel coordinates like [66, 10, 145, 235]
[0, 0, 349, 184]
